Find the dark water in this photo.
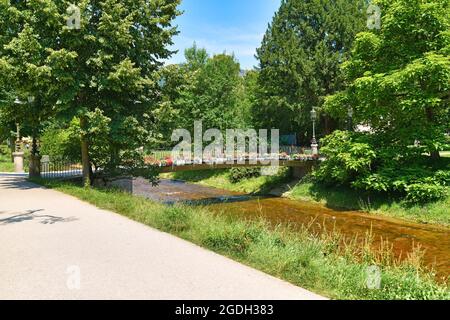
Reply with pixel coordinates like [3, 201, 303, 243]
[133, 178, 450, 280]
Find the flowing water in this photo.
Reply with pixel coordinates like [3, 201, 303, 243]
[133, 178, 450, 280]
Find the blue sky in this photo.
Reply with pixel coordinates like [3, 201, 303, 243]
[166, 0, 281, 70]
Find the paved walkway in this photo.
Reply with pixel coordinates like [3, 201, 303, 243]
[0, 175, 325, 300]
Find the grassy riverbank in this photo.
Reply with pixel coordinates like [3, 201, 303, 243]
[32, 178, 449, 300]
[161, 168, 291, 194]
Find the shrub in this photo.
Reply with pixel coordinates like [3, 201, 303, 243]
[434, 170, 450, 186]
[405, 183, 447, 204]
[314, 131, 449, 205]
[40, 122, 81, 161]
[314, 131, 376, 185]
[229, 167, 261, 183]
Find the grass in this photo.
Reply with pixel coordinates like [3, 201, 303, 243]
[0, 144, 31, 173]
[161, 168, 291, 194]
[0, 145, 14, 172]
[31, 178, 449, 300]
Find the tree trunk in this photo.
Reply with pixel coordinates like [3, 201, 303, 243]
[430, 150, 441, 160]
[425, 107, 440, 161]
[80, 116, 91, 187]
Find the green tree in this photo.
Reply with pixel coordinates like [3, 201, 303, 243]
[1, 0, 181, 184]
[152, 44, 208, 146]
[255, 0, 366, 142]
[156, 46, 247, 144]
[325, 0, 450, 159]
[62, 0, 181, 184]
[193, 53, 244, 131]
[0, 1, 75, 174]
[319, 0, 450, 204]
[184, 42, 209, 71]
[238, 70, 259, 128]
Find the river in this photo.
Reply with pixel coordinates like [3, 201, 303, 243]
[131, 178, 450, 280]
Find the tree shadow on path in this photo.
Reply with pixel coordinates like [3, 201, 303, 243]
[0, 209, 78, 225]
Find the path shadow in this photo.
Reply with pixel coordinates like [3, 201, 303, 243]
[0, 176, 44, 190]
[0, 209, 78, 225]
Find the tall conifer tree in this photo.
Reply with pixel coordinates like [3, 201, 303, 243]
[255, 0, 366, 142]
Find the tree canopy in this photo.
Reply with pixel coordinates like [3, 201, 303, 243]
[155, 45, 250, 148]
[325, 0, 450, 158]
[1, 0, 181, 183]
[318, 0, 450, 203]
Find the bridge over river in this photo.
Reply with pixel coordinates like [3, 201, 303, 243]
[147, 148, 323, 176]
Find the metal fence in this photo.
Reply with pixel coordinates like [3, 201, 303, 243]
[40, 156, 82, 179]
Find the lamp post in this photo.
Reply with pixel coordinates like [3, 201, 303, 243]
[311, 108, 318, 155]
[12, 98, 25, 173]
[347, 106, 354, 132]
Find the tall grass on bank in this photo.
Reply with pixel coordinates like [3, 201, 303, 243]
[32, 178, 449, 300]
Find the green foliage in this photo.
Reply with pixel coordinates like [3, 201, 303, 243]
[325, 0, 450, 157]
[315, 130, 449, 204]
[40, 122, 81, 162]
[0, 144, 14, 172]
[1, 0, 181, 180]
[229, 167, 262, 184]
[40, 109, 112, 168]
[154, 45, 251, 147]
[321, 0, 450, 204]
[405, 183, 447, 205]
[255, 0, 366, 139]
[0, 1, 69, 145]
[195, 53, 245, 130]
[314, 131, 376, 185]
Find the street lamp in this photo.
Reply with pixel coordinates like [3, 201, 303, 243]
[12, 96, 35, 174]
[310, 108, 318, 155]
